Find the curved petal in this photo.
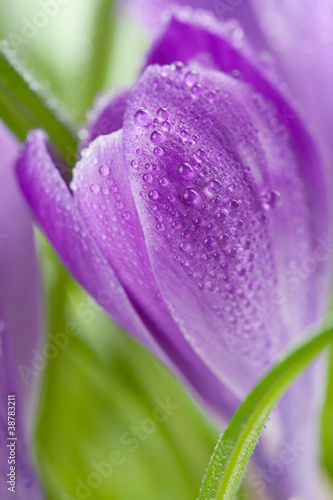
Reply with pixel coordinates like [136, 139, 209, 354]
[16, 130, 155, 351]
[81, 88, 130, 149]
[145, 9, 331, 329]
[251, 0, 333, 177]
[17, 130, 239, 422]
[0, 313, 44, 500]
[128, 1, 266, 49]
[72, 129, 239, 421]
[0, 122, 43, 416]
[0, 121, 43, 498]
[123, 63, 329, 398]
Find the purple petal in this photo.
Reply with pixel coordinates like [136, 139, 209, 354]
[0, 314, 43, 500]
[251, 0, 333, 177]
[16, 130, 156, 352]
[128, 1, 266, 48]
[123, 63, 329, 397]
[0, 121, 43, 415]
[81, 88, 130, 148]
[73, 129, 239, 421]
[17, 130, 238, 421]
[0, 121, 43, 498]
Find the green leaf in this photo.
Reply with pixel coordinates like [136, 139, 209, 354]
[0, 41, 78, 166]
[321, 344, 333, 479]
[35, 239, 218, 500]
[79, 0, 115, 118]
[198, 326, 333, 500]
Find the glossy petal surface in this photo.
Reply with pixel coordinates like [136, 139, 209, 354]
[72, 129, 239, 421]
[16, 130, 155, 352]
[123, 63, 329, 398]
[17, 129, 238, 421]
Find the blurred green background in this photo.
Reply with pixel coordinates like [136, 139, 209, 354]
[1, 0, 333, 498]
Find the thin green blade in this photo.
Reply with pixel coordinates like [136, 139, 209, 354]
[198, 326, 333, 500]
[0, 41, 78, 165]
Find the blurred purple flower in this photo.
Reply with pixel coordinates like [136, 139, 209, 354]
[0, 120, 43, 499]
[16, 8, 331, 500]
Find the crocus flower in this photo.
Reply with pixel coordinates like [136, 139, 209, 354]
[16, 8, 331, 500]
[0, 120, 43, 498]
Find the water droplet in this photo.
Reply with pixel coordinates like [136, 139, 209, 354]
[184, 71, 199, 87]
[156, 222, 165, 231]
[230, 199, 240, 211]
[178, 163, 194, 179]
[136, 148, 143, 155]
[134, 109, 152, 127]
[90, 184, 100, 194]
[162, 120, 172, 133]
[194, 149, 207, 161]
[149, 190, 160, 200]
[115, 201, 124, 210]
[220, 233, 230, 244]
[157, 108, 169, 121]
[143, 173, 153, 183]
[154, 147, 164, 157]
[183, 188, 200, 205]
[122, 211, 131, 220]
[203, 236, 216, 248]
[131, 159, 139, 169]
[159, 177, 169, 187]
[180, 130, 190, 141]
[99, 165, 110, 177]
[227, 247, 237, 258]
[205, 178, 223, 195]
[262, 189, 281, 210]
[180, 242, 191, 252]
[150, 131, 166, 144]
[191, 84, 202, 96]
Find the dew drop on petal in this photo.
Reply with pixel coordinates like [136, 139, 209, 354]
[99, 165, 110, 177]
[90, 184, 100, 194]
[122, 211, 131, 220]
[134, 109, 153, 127]
[205, 178, 223, 195]
[149, 190, 160, 200]
[262, 189, 282, 210]
[143, 173, 153, 183]
[183, 188, 200, 205]
[157, 108, 169, 121]
[154, 147, 164, 157]
[150, 131, 166, 144]
[184, 71, 199, 87]
[178, 163, 195, 179]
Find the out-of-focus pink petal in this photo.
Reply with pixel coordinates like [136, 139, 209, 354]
[0, 121, 43, 414]
[127, 0, 266, 49]
[81, 88, 130, 149]
[251, 0, 333, 177]
[0, 121, 43, 498]
[0, 313, 44, 499]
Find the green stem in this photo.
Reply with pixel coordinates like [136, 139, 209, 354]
[0, 41, 78, 167]
[199, 326, 333, 500]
